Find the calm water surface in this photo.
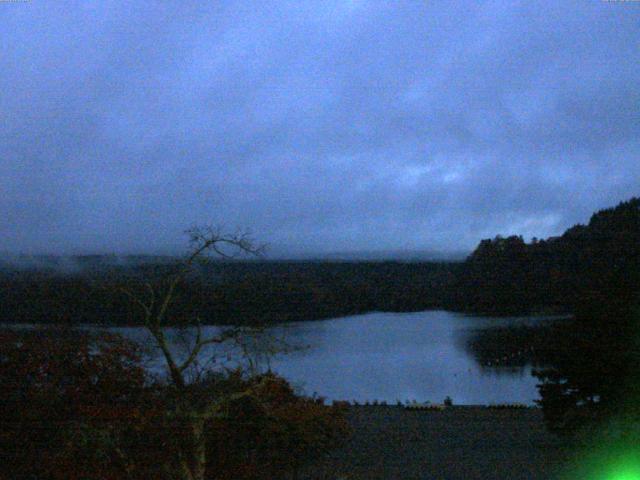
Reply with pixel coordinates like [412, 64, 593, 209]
[100, 310, 553, 405]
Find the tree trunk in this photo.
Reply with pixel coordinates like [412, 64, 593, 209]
[190, 418, 207, 480]
[177, 416, 208, 480]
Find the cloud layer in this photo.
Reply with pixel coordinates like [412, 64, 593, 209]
[2, 1, 639, 256]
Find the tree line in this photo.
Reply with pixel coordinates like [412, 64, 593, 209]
[0, 260, 461, 325]
[1, 198, 639, 326]
[462, 198, 640, 436]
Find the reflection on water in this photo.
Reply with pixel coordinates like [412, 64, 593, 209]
[265, 311, 555, 405]
[13, 311, 560, 404]
[101, 310, 557, 405]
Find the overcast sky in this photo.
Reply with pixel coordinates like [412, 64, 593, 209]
[1, 1, 639, 257]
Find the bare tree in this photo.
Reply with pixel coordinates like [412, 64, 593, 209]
[118, 226, 269, 480]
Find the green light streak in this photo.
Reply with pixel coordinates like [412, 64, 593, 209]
[604, 455, 640, 480]
[561, 437, 640, 480]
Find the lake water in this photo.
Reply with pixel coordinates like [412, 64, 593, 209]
[87, 310, 553, 405]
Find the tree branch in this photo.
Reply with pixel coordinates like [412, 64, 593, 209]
[177, 322, 237, 374]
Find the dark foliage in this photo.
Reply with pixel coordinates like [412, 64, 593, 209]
[0, 328, 158, 479]
[205, 372, 350, 479]
[0, 261, 461, 326]
[456, 197, 640, 316]
[463, 198, 640, 434]
[0, 328, 349, 480]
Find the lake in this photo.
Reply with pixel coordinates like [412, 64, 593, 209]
[86, 310, 555, 405]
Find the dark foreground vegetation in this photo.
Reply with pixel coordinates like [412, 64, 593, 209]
[0, 328, 349, 480]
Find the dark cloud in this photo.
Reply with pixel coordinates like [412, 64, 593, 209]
[1, 0, 639, 256]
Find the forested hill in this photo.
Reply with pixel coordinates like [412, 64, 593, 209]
[454, 197, 640, 315]
[0, 260, 461, 325]
[0, 198, 638, 325]
[462, 198, 640, 434]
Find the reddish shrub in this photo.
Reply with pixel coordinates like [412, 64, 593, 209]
[206, 372, 350, 479]
[0, 328, 162, 480]
[0, 331, 349, 480]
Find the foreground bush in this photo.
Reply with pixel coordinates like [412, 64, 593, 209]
[206, 372, 350, 479]
[0, 328, 348, 480]
[0, 327, 159, 479]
